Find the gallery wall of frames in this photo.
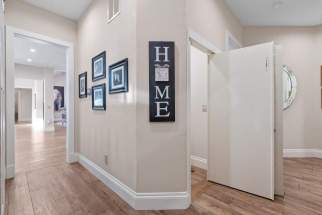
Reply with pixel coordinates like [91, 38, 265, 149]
[78, 50, 129, 111]
[78, 41, 175, 123]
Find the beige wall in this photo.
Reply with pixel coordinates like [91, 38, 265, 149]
[5, 0, 76, 43]
[244, 27, 322, 150]
[77, 0, 137, 190]
[136, 0, 187, 193]
[186, 0, 243, 51]
[77, 0, 189, 193]
[77, 0, 246, 194]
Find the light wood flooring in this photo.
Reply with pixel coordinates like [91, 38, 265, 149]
[5, 124, 322, 214]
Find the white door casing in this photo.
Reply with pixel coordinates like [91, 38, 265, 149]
[5, 26, 76, 180]
[0, 0, 5, 214]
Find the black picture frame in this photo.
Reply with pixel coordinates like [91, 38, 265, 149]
[79, 72, 87, 98]
[109, 58, 128, 94]
[92, 83, 106, 111]
[92, 51, 106, 82]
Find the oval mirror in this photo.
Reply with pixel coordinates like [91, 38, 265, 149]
[283, 65, 297, 110]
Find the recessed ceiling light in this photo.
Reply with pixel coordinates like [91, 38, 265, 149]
[30, 48, 36, 53]
[273, 1, 284, 9]
[27, 58, 32, 62]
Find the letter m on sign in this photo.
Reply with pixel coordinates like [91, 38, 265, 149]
[149, 41, 175, 122]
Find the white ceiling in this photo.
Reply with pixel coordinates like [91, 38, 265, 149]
[14, 35, 67, 72]
[225, 0, 322, 26]
[19, 0, 322, 26]
[21, 0, 93, 20]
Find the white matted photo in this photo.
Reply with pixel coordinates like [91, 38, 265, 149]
[109, 58, 128, 94]
[155, 64, 170, 82]
[92, 84, 106, 110]
[92, 51, 106, 81]
[79, 72, 87, 98]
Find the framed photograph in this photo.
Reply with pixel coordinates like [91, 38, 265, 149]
[79, 72, 87, 98]
[53, 86, 64, 111]
[92, 84, 106, 111]
[109, 58, 128, 94]
[92, 51, 106, 81]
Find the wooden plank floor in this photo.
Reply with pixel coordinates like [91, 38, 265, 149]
[5, 124, 322, 214]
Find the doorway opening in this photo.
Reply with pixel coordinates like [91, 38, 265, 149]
[189, 45, 209, 170]
[188, 41, 211, 204]
[5, 27, 75, 179]
[187, 31, 218, 204]
[187, 31, 283, 206]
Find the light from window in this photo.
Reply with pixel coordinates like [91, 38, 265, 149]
[108, 0, 120, 23]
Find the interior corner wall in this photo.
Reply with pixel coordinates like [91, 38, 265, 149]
[244, 26, 322, 150]
[136, 0, 187, 193]
[77, 0, 137, 190]
[186, 0, 243, 51]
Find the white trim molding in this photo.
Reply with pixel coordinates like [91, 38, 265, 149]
[190, 155, 207, 170]
[77, 154, 190, 210]
[5, 26, 76, 180]
[283, 149, 322, 158]
[225, 30, 242, 51]
[188, 29, 222, 54]
[186, 30, 221, 208]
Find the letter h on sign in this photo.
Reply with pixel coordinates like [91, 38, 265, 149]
[149, 41, 175, 122]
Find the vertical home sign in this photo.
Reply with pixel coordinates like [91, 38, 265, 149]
[149, 41, 175, 122]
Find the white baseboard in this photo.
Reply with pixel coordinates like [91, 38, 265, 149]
[77, 154, 190, 210]
[283, 149, 322, 158]
[190, 155, 207, 170]
[6, 164, 15, 179]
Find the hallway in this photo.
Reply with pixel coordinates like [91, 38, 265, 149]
[4, 125, 322, 215]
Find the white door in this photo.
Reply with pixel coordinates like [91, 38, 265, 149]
[208, 42, 275, 200]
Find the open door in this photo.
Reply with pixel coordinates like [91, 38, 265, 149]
[208, 42, 275, 200]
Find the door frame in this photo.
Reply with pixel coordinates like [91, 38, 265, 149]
[0, 1, 5, 214]
[5, 26, 76, 178]
[186, 29, 222, 201]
